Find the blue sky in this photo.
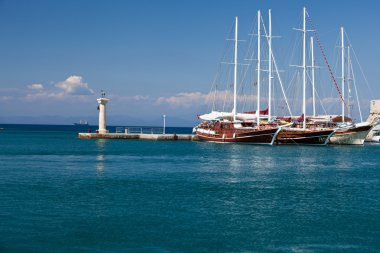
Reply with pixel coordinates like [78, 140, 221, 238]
[0, 0, 379, 126]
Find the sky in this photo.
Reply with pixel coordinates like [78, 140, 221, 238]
[0, 0, 379, 127]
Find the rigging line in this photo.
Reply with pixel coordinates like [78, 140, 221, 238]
[243, 31, 257, 112]
[220, 69, 227, 112]
[350, 60, 363, 122]
[209, 43, 232, 112]
[314, 89, 328, 116]
[218, 21, 235, 110]
[344, 33, 375, 98]
[306, 13, 348, 109]
[211, 19, 238, 113]
[209, 63, 222, 112]
[222, 67, 233, 112]
[272, 49, 293, 117]
[315, 67, 332, 115]
[239, 64, 252, 112]
[286, 67, 300, 113]
[260, 14, 293, 117]
[305, 66, 324, 114]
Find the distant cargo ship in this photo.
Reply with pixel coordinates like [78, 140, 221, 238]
[74, 120, 89, 126]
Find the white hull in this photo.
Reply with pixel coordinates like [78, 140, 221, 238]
[366, 124, 380, 141]
[329, 128, 371, 145]
[371, 136, 380, 142]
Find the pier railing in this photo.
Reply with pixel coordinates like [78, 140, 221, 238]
[116, 127, 164, 134]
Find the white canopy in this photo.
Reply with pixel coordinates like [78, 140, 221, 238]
[199, 111, 267, 122]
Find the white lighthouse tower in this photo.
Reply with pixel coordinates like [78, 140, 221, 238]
[97, 90, 109, 134]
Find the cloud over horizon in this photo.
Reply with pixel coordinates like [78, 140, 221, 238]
[156, 92, 206, 108]
[27, 83, 44, 90]
[24, 75, 95, 101]
[55, 75, 94, 95]
[116, 95, 150, 101]
[156, 91, 260, 109]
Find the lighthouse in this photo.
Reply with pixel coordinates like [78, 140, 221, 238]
[97, 90, 109, 134]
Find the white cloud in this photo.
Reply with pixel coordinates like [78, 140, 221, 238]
[321, 97, 341, 105]
[55, 75, 94, 95]
[157, 92, 206, 108]
[25, 92, 65, 101]
[117, 95, 149, 101]
[156, 91, 259, 108]
[27, 83, 44, 90]
[0, 96, 13, 101]
[24, 75, 94, 101]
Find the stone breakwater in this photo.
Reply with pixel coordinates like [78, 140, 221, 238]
[78, 133, 199, 141]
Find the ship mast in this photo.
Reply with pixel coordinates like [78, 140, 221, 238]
[233, 16, 238, 122]
[302, 7, 307, 129]
[257, 10, 261, 127]
[311, 36, 316, 117]
[341, 26, 345, 122]
[347, 45, 351, 119]
[268, 9, 272, 122]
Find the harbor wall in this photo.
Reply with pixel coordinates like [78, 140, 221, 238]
[78, 133, 198, 141]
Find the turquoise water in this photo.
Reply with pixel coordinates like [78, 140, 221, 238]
[1, 124, 379, 252]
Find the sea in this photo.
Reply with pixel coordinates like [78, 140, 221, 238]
[0, 124, 379, 253]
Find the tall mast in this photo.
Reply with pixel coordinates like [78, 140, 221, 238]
[233, 17, 238, 122]
[302, 7, 306, 129]
[311, 36, 316, 117]
[257, 10, 261, 127]
[347, 45, 351, 119]
[268, 9, 272, 122]
[341, 26, 345, 122]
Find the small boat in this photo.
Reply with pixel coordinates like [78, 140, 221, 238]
[366, 119, 380, 142]
[371, 130, 380, 142]
[74, 120, 89, 126]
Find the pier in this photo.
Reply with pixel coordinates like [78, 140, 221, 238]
[79, 126, 198, 141]
[79, 93, 197, 141]
[78, 132, 198, 141]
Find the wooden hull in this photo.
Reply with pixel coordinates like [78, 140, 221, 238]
[196, 127, 280, 144]
[329, 124, 372, 145]
[275, 128, 335, 145]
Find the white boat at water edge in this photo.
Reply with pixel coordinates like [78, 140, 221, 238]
[322, 27, 373, 145]
[330, 122, 372, 145]
[371, 130, 380, 142]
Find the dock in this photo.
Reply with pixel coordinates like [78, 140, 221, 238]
[79, 93, 198, 141]
[78, 132, 198, 141]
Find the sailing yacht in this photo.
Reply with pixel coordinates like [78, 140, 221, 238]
[275, 7, 335, 145]
[327, 27, 372, 145]
[194, 15, 281, 144]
